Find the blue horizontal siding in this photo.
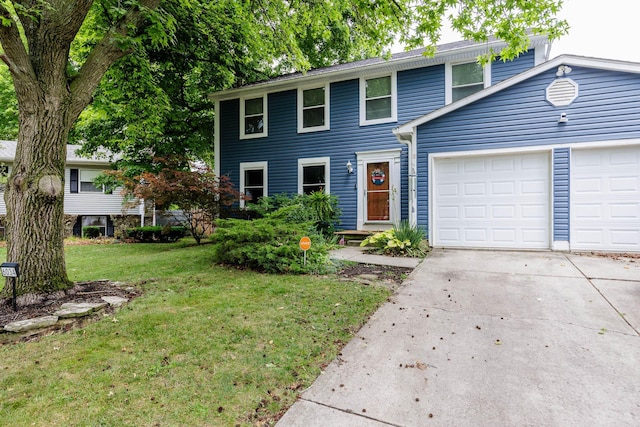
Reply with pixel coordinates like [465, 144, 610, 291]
[492, 49, 535, 84]
[553, 148, 570, 242]
[398, 65, 445, 123]
[219, 50, 542, 230]
[418, 67, 640, 152]
[220, 80, 407, 229]
[416, 65, 640, 238]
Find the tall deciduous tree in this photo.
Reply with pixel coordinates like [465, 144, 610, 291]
[0, 0, 567, 297]
[0, 0, 171, 297]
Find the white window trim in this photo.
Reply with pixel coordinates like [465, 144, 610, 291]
[297, 157, 330, 194]
[297, 83, 330, 133]
[445, 60, 491, 105]
[239, 161, 268, 207]
[359, 72, 397, 126]
[239, 94, 268, 140]
[79, 169, 104, 193]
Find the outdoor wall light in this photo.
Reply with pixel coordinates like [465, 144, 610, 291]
[346, 160, 354, 174]
[556, 65, 572, 77]
[558, 112, 569, 123]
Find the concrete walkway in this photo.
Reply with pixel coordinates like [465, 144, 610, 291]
[278, 249, 640, 426]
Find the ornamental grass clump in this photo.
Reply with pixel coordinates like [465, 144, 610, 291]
[360, 221, 426, 257]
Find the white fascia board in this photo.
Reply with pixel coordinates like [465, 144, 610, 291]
[395, 54, 640, 135]
[209, 36, 550, 102]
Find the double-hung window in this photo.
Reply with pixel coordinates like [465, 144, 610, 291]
[447, 61, 490, 104]
[80, 169, 103, 193]
[240, 95, 267, 139]
[360, 72, 397, 126]
[298, 84, 329, 132]
[240, 161, 268, 207]
[298, 157, 330, 195]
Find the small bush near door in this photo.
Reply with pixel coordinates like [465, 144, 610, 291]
[361, 221, 427, 257]
[82, 226, 102, 239]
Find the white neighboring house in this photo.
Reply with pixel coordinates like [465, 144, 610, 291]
[0, 140, 139, 237]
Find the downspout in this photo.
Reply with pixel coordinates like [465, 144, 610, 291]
[393, 127, 417, 227]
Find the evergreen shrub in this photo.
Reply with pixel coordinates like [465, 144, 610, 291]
[211, 217, 332, 274]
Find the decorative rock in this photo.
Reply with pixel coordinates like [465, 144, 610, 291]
[4, 315, 59, 333]
[101, 296, 128, 307]
[54, 302, 108, 318]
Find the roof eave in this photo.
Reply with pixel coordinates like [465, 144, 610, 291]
[209, 35, 550, 101]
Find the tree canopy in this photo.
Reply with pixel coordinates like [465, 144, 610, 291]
[5, 0, 569, 168]
[0, 0, 567, 295]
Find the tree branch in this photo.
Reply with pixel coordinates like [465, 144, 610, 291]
[0, 3, 35, 85]
[68, 0, 161, 124]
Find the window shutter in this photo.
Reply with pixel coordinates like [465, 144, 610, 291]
[70, 168, 78, 193]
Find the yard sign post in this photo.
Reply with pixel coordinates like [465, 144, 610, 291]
[299, 237, 311, 266]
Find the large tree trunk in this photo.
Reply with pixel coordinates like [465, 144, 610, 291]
[0, 0, 160, 298]
[2, 95, 72, 297]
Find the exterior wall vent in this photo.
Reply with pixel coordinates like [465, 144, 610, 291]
[546, 78, 579, 106]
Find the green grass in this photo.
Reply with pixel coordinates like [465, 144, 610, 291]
[0, 240, 391, 426]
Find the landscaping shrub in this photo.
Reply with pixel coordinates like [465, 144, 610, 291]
[82, 226, 102, 239]
[124, 225, 186, 243]
[211, 217, 332, 274]
[361, 221, 427, 257]
[246, 191, 341, 237]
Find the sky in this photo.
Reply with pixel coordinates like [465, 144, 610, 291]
[425, 0, 640, 63]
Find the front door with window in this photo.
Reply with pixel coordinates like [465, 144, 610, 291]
[356, 149, 401, 230]
[366, 162, 390, 221]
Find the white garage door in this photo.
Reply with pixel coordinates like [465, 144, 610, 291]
[433, 152, 550, 249]
[571, 145, 640, 252]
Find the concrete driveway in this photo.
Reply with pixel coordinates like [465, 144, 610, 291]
[277, 250, 640, 426]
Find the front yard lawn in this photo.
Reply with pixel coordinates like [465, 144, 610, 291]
[0, 240, 390, 426]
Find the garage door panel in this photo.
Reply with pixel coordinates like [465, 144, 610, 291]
[611, 229, 640, 246]
[574, 178, 602, 193]
[491, 158, 514, 171]
[521, 204, 547, 219]
[438, 206, 460, 219]
[610, 203, 639, 219]
[493, 205, 516, 219]
[609, 176, 638, 192]
[433, 152, 550, 249]
[571, 146, 640, 252]
[438, 183, 459, 196]
[492, 181, 514, 195]
[521, 179, 547, 194]
[464, 182, 486, 196]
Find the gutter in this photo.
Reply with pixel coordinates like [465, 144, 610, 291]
[393, 127, 418, 227]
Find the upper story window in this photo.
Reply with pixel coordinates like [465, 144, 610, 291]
[240, 161, 268, 207]
[446, 61, 491, 104]
[240, 95, 268, 139]
[360, 72, 397, 126]
[70, 168, 109, 194]
[298, 157, 330, 194]
[298, 84, 330, 133]
[80, 169, 103, 193]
